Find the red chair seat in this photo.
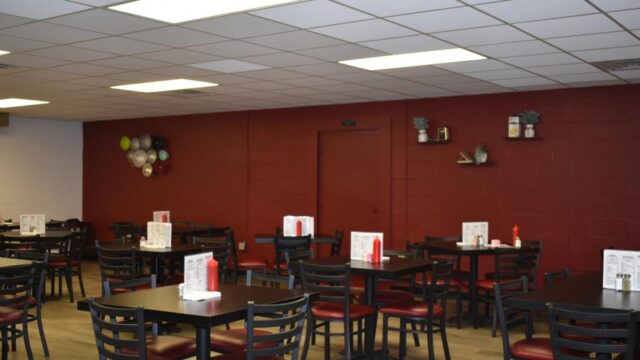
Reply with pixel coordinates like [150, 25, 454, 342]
[107, 280, 152, 293]
[211, 353, 282, 360]
[49, 260, 80, 267]
[415, 276, 462, 287]
[211, 328, 276, 353]
[0, 295, 36, 309]
[122, 335, 196, 360]
[379, 300, 443, 318]
[465, 278, 521, 291]
[357, 289, 413, 305]
[236, 259, 268, 268]
[311, 302, 376, 320]
[0, 306, 23, 325]
[510, 338, 554, 360]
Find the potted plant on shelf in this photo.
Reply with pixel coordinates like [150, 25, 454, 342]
[413, 116, 429, 143]
[519, 110, 540, 138]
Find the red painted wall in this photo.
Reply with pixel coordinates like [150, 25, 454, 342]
[83, 84, 640, 273]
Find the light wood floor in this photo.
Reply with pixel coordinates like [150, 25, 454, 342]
[5, 261, 547, 359]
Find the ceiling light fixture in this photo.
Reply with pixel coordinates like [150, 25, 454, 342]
[339, 48, 487, 71]
[0, 98, 49, 108]
[110, 0, 299, 24]
[111, 79, 218, 93]
[0, 50, 10, 56]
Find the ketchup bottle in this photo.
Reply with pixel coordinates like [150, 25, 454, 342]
[161, 213, 168, 222]
[207, 257, 219, 291]
[512, 224, 519, 244]
[296, 219, 302, 236]
[372, 237, 381, 263]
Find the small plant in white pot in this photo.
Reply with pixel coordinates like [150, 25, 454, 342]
[519, 110, 540, 138]
[413, 116, 430, 143]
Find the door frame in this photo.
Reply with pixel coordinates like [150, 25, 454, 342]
[308, 115, 392, 247]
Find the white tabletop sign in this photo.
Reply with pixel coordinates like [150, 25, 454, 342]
[283, 215, 314, 237]
[350, 231, 383, 261]
[462, 222, 489, 245]
[183, 252, 220, 301]
[145, 222, 172, 248]
[153, 210, 170, 223]
[603, 249, 640, 291]
[19, 214, 45, 235]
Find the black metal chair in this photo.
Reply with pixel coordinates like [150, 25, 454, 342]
[111, 221, 141, 243]
[330, 229, 345, 257]
[49, 230, 87, 302]
[0, 262, 36, 360]
[211, 293, 310, 360]
[547, 303, 637, 359]
[380, 258, 454, 360]
[273, 235, 311, 276]
[300, 261, 377, 360]
[95, 242, 141, 296]
[544, 268, 571, 287]
[494, 277, 554, 360]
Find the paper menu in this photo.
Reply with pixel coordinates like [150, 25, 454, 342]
[153, 211, 170, 223]
[350, 232, 383, 261]
[19, 214, 45, 235]
[146, 222, 172, 248]
[603, 249, 640, 291]
[283, 216, 314, 237]
[462, 222, 489, 245]
[182, 252, 221, 301]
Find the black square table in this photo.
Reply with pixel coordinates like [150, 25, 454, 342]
[255, 233, 338, 244]
[1, 230, 72, 240]
[0, 257, 33, 269]
[77, 284, 315, 360]
[509, 272, 640, 312]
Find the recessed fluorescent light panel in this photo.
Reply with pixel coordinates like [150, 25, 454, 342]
[110, 0, 299, 23]
[339, 48, 487, 71]
[189, 59, 270, 73]
[0, 98, 49, 108]
[111, 79, 218, 93]
[0, 50, 10, 56]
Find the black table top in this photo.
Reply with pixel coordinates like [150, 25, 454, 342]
[0, 257, 34, 269]
[425, 240, 524, 255]
[306, 255, 431, 278]
[254, 234, 337, 244]
[509, 272, 640, 312]
[77, 284, 314, 328]
[0, 230, 72, 239]
[103, 243, 204, 256]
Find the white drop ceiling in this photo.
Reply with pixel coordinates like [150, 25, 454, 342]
[0, 0, 638, 121]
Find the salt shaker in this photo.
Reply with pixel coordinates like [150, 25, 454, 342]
[616, 273, 623, 291]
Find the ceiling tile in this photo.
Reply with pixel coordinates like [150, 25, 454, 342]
[502, 53, 582, 67]
[514, 14, 622, 38]
[286, 63, 354, 76]
[311, 19, 417, 43]
[124, 27, 227, 47]
[491, 76, 558, 87]
[236, 82, 292, 91]
[0, 13, 32, 29]
[104, 71, 169, 82]
[572, 45, 640, 62]
[189, 59, 271, 73]
[392, 84, 458, 97]
[435, 59, 512, 73]
[1, 22, 105, 44]
[360, 35, 453, 54]
[380, 65, 452, 78]
[467, 68, 536, 81]
[89, 56, 170, 71]
[279, 76, 343, 87]
[296, 44, 385, 61]
[333, 0, 461, 16]
[549, 72, 617, 83]
[240, 68, 306, 80]
[313, 82, 373, 93]
[24, 45, 115, 62]
[0, 53, 69, 68]
[194, 73, 255, 85]
[546, 32, 640, 52]
[590, 0, 640, 12]
[0, 34, 54, 52]
[389, 7, 502, 33]
[438, 80, 506, 93]
[477, 0, 597, 23]
[241, 52, 324, 67]
[70, 0, 124, 5]
[245, 30, 345, 51]
[610, 9, 640, 30]
[0, 0, 89, 20]
[48, 9, 165, 35]
[433, 25, 532, 47]
[461, 0, 509, 4]
[16, 69, 84, 81]
[50, 63, 123, 76]
[470, 40, 558, 58]
[73, 37, 169, 55]
[183, 14, 295, 39]
[188, 40, 278, 58]
[360, 78, 422, 89]
[324, 71, 394, 82]
[415, 73, 479, 85]
[141, 65, 214, 77]
[134, 49, 220, 65]
[610, 69, 640, 79]
[526, 63, 601, 76]
[250, 0, 372, 28]
[273, 87, 325, 95]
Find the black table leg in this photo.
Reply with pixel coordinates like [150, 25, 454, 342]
[470, 254, 479, 329]
[195, 326, 210, 360]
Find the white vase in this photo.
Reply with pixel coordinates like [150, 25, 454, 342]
[418, 129, 428, 143]
[524, 124, 535, 138]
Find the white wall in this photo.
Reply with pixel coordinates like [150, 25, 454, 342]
[0, 116, 82, 221]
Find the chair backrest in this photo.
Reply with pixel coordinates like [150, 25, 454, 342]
[520, 239, 543, 289]
[88, 298, 147, 360]
[245, 294, 309, 360]
[424, 235, 463, 270]
[544, 268, 571, 287]
[494, 276, 531, 360]
[95, 243, 138, 294]
[103, 275, 156, 296]
[0, 262, 36, 314]
[284, 248, 314, 279]
[299, 261, 350, 311]
[0, 234, 41, 251]
[426, 258, 454, 306]
[274, 235, 311, 275]
[195, 227, 236, 271]
[246, 270, 295, 290]
[490, 247, 539, 285]
[547, 303, 637, 359]
[14, 250, 49, 306]
[199, 242, 231, 284]
[112, 222, 140, 242]
[330, 229, 344, 256]
[46, 219, 65, 229]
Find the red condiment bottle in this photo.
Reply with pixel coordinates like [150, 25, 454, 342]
[512, 224, 519, 243]
[372, 237, 381, 263]
[296, 219, 302, 236]
[207, 257, 218, 291]
[161, 213, 167, 222]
